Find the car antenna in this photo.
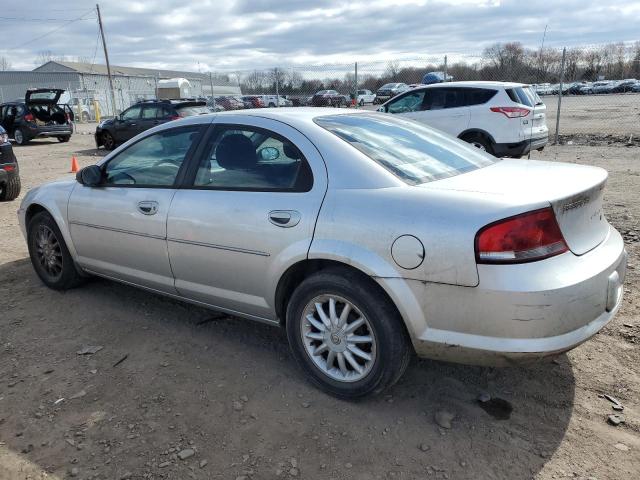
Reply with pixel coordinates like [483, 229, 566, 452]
[528, 24, 547, 160]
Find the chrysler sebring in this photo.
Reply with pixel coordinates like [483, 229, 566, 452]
[18, 108, 626, 398]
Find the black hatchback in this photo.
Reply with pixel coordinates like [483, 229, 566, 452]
[0, 89, 74, 145]
[95, 99, 209, 150]
[0, 125, 20, 201]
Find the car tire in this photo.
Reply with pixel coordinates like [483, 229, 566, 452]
[27, 211, 85, 291]
[286, 267, 412, 399]
[462, 134, 494, 155]
[57, 136, 70, 143]
[14, 128, 28, 146]
[102, 132, 116, 150]
[359, 99, 364, 106]
[0, 176, 21, 202]
[268, 103, 276, 108]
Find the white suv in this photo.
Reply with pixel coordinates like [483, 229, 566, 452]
[378, 81, 548, 157]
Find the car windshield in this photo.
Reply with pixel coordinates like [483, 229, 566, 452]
[315, 113, 497, 185]
[381, 84, 397, 89]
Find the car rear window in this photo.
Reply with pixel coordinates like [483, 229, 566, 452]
[315, 113, 497, 185]
[176, 106, 210, 117]
[506, 86, 542, 107]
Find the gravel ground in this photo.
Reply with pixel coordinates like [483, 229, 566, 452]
[0, 124, 638, 480]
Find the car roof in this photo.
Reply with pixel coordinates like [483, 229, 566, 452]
[413, 81, 528, 89]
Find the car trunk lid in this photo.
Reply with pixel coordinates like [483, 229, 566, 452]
[422, 159, 609, 255]
[25, 88, 65, 106]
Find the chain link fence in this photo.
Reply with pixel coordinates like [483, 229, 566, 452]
[2, 42, 639, 139]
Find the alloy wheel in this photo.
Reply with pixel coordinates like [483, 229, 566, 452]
[35, 225, 63, 280]
[300, 295, 377, 382]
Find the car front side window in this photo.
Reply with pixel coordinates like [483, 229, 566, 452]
[121, 106, 141, 121]
[193, 126, 312, 191]
[103, 126, 202, 187]
[387, 91, 426, 113]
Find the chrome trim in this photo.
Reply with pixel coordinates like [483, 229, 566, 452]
[69, 221, 166, 240]
[167, 237, 270, 257]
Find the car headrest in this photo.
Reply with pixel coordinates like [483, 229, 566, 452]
[283, 142, 302, 160]
[216, 134, 257, 170]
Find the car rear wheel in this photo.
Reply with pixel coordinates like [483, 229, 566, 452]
[102, 132, 115, 150]
[57, 136, 70, 143]
[14, 128, 28, 146]
[462, 133, 494, 155]
[28, 211, 84, 290]
[0, 176, 21, 202]
[286, 267, 411, 399]
[359, 99, 364, 106]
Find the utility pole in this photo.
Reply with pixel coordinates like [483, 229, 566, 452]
[554, 47, 567, 144]
[96, 4, 117, 116]
[209, 72, 216, 108]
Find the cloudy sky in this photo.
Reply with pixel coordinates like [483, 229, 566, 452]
[1, 0, 639, 72]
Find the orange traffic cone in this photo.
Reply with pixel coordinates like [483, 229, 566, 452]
[70, 155, 79, 173]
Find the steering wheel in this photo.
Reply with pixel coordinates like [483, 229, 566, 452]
[153, 158, 181, 169]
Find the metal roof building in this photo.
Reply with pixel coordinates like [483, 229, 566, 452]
[0, 61, 241, 116]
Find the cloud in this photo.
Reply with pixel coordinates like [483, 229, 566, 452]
[0, 0, 638, 72]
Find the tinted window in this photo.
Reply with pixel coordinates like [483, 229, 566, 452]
[423, 88, 465, 110]
[387, 91, 425, 113]
[465, 88, 497, 106]
[193, 126, 312, 191]
[506, 86, 541, 107]
[315, 113, 496, 185]
[176, 105, 210, 117]
[121, 106, 141, 120]
[141, 106, 159, 119]
[104, 127, 201, 186]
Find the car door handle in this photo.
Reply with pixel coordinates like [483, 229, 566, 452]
[137, 201, 159, 215]
[268, 210, 301, 228]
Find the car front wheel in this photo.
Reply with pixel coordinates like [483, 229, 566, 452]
[28, 211, 85, 290]
[286, 267, 411, 399]
[102, 131, 115, 150]
[14, 128, 28, 145]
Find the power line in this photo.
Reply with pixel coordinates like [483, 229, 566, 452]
[7, 8, 96, 50]
[0, 16, 96, 22]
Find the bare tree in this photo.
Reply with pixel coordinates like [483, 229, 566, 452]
[0, 56, 11, 71]
[385, 61, 400, 81]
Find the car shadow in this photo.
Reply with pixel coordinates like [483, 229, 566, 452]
[73, 147, 107, 158]
[0, 258, 575, 479]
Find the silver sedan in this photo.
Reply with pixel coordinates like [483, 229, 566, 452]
[18, 108, 627, 398]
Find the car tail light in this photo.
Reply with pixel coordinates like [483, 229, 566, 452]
[2, 164, 15, 172]
[66, 113, 71, 123]
[490, 106, 530, 118]
[24, 113, 34, 122]
[475, 208, 568, 264]
[169, 114, 181, 120]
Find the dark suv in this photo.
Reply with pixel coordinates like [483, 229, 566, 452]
[0, 125, 20, 201]
[0, 89, 74, 145]
[95, 99, 209, 150]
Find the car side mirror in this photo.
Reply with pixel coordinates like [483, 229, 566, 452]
[377, 106, 386, 113]
[76, 165, 103, 187]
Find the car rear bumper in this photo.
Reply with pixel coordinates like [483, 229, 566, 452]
[0, 143, 18, 183]
[377, 226, 627, 366]
[493, 134, 548, 157]
[25, 124, 72, 139]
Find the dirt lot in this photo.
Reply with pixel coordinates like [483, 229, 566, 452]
[0, 125, 638, 480]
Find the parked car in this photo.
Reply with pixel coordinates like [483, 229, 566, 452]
[242, 95, 266, 108]
[421, 71, 453, 84]
[378, 81, 548, 157]
[610, 79, 638, 93]
[95, 99, 208, 150]
[591, 81, 614, 94]
[0, 89, 74, 145]
[0, 125, 20, 201]
[566, 82, 588, 95]
[356, 89, 376, 106]
[632, 82, 640, 92]
[19, 108, 626, 398]
[311, 90, 346, 107]
[214, 96, 244, 110]
[374, 83, 410, 103]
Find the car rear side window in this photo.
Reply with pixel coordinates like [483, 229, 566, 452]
[506, 86, 541, 107]
[465, 88, 497, 106]
[315, 113, 496, 185]
[191, 126, 312, 192]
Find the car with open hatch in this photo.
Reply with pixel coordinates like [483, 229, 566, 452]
[0, 89, 74, 145]
[19, 108, 626, 399]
